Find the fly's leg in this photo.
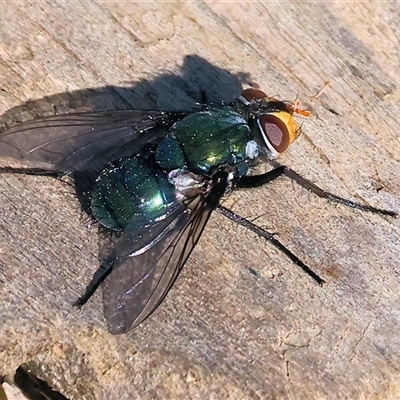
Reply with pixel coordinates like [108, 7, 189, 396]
[230, 165, 396, 283]
[73, 257, 114, 307]
[0, 166, 98, 216]
[217, 205, 325, 285]
[0, 166, 60, 177]
[0, 164, 111, 304]
[74, 228, 121, 307]
[237, 166, 397, 217]
[0, 166, 121, 307]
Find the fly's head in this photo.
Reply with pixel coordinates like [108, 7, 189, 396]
[239, 88, 310, 159]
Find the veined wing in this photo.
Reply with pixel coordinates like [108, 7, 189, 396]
[0, 110, 187, 173]
[102, 188, 219, 334]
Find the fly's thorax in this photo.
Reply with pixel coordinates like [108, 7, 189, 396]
[236, 88, 310, 159]
[168, 107, 260, 174]
[90, 155, 177, 231]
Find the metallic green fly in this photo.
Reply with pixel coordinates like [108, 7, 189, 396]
[0, 88, 396, 334]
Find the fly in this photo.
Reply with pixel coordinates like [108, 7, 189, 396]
[0, 88, 396, 334]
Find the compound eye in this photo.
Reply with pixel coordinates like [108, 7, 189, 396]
[240, 88, 267, 102]
[259, 114, 290, 153]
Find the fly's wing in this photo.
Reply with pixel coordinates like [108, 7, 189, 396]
[0, 110, 187, 174]
[102, 192, 215, 334]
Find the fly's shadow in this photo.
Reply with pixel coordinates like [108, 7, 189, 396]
[0, 55, 256, 216]
[0, 55, 256, 130]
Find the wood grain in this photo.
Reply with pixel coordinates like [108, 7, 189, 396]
[1, 2, 399, 399]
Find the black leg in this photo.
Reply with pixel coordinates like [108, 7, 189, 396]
[237, 166, 397, 217]
[217, 205, 325, 285]
[73, 255, 114, 307]
[74, 228, 121, 306]
[0, 166, 60, 177]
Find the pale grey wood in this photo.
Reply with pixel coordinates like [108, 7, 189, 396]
[0, 2, 399, 399]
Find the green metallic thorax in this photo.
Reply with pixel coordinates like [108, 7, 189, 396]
[156, 107, 253, 173]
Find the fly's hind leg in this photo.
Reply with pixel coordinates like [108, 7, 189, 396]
[217, 205, 325, 285]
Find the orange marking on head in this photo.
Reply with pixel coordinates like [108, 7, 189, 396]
[291, 100, 311, 118]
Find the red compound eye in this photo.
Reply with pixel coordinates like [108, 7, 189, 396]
[259, 114, 290, 153]
[240, 88, 267, 102]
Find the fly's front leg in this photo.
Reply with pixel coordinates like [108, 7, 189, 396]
[237, 166, 397, 217]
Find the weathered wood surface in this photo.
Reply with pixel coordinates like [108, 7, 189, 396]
[1, 2, 400, 399]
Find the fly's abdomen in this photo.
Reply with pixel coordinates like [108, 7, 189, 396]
[91, 155, 177, 231]
[169, 107, 258, 174]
